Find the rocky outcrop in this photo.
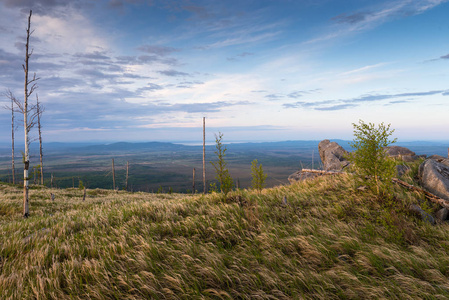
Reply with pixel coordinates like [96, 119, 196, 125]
[385, 146, 417, 162]
[436, 207, 449, 222]
[318, 140, 350, 171]
[427, 155, 449, 168]
[409, 204, 435, 225]
[418, 159, 449, 201]
[288, 170, 320, 183]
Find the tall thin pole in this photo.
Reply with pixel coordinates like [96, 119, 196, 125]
[192, 168, 195, 194]
[112, 158, 116, 190]
[11, 97, 15, 184]
[125, 161, 129, 191]
[202, 117, 206, 194]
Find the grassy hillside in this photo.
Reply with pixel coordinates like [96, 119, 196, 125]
[1, 166, 449, 299]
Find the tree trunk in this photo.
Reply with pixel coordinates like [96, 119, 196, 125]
[23, 10, 33, 218]
[203, 117, 206, 194]
[36, 95, 43, 185]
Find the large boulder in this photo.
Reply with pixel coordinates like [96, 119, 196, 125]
[428, 155, 449, 168]
[385, 146, 417, 162]
[318, 140, 350, 171]
[418, 159, 449, 201]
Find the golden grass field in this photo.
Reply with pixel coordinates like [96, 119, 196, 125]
[1, 162, 449, 299]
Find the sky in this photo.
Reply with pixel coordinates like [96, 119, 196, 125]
[0, 0, 448, 144]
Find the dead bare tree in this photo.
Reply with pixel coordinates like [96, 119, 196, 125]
[14, 10, 40, 218]
[36, 95, 44, 185]
[3, 90, 17, 184]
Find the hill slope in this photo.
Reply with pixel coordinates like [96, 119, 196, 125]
[1, 172, 449, 299]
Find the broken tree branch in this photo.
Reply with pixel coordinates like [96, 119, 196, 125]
[392, 178, 449, 210]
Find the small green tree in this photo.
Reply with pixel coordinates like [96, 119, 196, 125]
[78, 179, 84, 190]
[210, 132, 233, 195]
[348, 120, 397, 197]
[251, 159, 267, 192]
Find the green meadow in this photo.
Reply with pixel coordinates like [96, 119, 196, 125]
[1, 159, 449, 299]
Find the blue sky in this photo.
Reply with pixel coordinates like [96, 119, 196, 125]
[0, 0, 448, 143]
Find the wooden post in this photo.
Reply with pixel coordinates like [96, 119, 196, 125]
[192, 168, 195, 194]
[10, 96, 15, 185]
[203, 117, 206, 194]
[112, 158, 116, 191]
[125, 161, 129, 191]
[83, 186, 86, 201]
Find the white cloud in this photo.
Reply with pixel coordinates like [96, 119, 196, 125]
[33, 9, 109, 54]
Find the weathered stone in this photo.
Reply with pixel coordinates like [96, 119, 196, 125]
[288, 170, 320, 183]
[409, 204, 435, 225]
[318, 140, 350, 171]
[385, 146, 417, 161]
[441, 159, 449, 168]
[428, 154, 445, 162]
[435, 207, 449, 222]
[418, 159, 449, 201]
[396, 164, 411, 177]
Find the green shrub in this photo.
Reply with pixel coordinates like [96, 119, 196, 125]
[348, 120, 396, 198]
[251, 159, 267, 192]
[210, 132, 233, 195]
[78, 180, 84, 190]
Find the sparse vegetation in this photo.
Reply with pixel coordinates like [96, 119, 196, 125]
[251, 159, 267, 192]
[348, 120, 397, 198]
[210, 132, 234, 195]
[1, 166, 449, 298]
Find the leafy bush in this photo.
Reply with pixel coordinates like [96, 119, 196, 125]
[348, 120, 397, 198]
[210, 132, 233, 195]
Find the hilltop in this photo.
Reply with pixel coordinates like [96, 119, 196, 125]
[1, 160, 449, 299]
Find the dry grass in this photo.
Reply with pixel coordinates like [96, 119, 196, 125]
[1, 169, 449, 299]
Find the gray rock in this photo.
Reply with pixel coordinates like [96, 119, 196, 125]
[409, 204, 435, 225]
[435, 207, 449, 222]
[396, 164, 411, 177]
[288, 170, 320, 183]
[318, 139, 350, 171]
[418, 159, 449, 201]
[385, 146, 417, 161]
[428, 154, 445, 162]
[441, 159, 449, 168]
